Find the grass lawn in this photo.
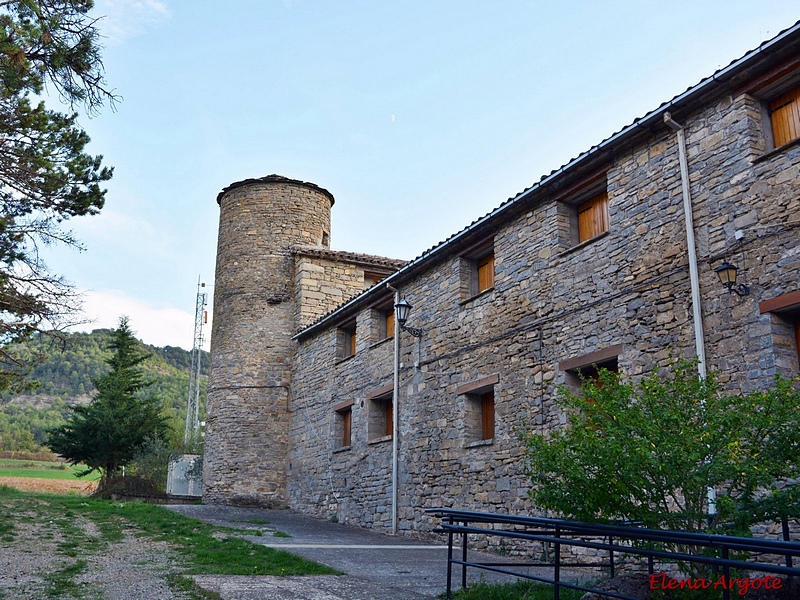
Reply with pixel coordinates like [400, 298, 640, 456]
[0, 486, 338, 598]
[443, 579, 586, 600]
[0, 458, 101, 481]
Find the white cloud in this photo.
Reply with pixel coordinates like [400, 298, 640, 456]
[69, 207, 179, 263]
[70, 289, 209, 351]
[93, 0, 172, 45]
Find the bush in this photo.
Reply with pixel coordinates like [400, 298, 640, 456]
[524, 359, 800, 534]
[92, 475, 164, 499]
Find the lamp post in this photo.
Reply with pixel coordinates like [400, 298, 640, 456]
[386, 284, 423, 535]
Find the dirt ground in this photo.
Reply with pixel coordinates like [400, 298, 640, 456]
[0, 476, 98, 495]
[0, 480, 195, 599]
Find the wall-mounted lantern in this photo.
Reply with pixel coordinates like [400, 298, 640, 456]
[714, 260, 750, 296]
[394, 298, 423, 337]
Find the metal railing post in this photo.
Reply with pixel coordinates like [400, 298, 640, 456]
[461, 525, 468, 591]
[554, 525, 561, 600]
[609, 534, 615, 578]
[783, 516, 793, 568]
[446, 516, 453, 600]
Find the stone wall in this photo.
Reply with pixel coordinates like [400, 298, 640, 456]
[287, 85, 800, 535]
[294, 256, 363, 330]
[293, 248, 404, 330]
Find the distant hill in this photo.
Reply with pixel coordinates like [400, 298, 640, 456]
[0, 329, 208, 452]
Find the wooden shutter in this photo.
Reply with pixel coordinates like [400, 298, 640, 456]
[349, 329, 356, 356]
[342, 408, 351, 447]
[577, 191, 609, 243]
[481, 391, 494, 440]
[477, 254, 494, 292]
[384, 400, 393, 437]
[770, 87, 800, 148]
[385, 311, 395, 338]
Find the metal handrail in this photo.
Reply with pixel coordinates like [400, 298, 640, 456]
[427, 508, 800, 600]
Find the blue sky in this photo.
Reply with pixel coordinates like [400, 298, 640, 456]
[41, 1, 800, 349]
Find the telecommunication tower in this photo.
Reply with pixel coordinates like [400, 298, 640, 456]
[185, 279, 208, 446]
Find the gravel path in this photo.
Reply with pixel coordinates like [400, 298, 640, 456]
[0, 502, 192, 599]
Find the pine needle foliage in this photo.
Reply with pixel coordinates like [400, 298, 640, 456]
[47, 317, 170, 482]
[0, 0, 115, 395]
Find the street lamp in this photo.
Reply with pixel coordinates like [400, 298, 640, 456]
[395, 298, 412, 326]
[714, 260, 750, 296]
[394, 298, 423, 337]
[386, 285, 423, 535]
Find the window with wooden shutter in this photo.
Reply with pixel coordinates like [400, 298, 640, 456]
[348, 328, 356, 356]
[333, 400, 355, 449]
[341, 408, 352, 447]
[562, 350, 620, 394]
[577, 191, 609, 243]
[457, 375, 499, 445]
[770, 86, 800, 148]
[338, 323, 356, 359]
[384, 399, 393, 437]
[385, 310, 395, 339]
[477, 253, 494, 293]
[480, 391, 494, 440]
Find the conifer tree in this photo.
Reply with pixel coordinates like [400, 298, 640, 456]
[47, 318, 170, 481]
[0, 0, 114, 393]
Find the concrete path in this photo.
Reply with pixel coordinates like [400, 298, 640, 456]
[167, 504, 584, 599]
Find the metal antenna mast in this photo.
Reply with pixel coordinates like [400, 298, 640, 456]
[185, 279, 208, 446]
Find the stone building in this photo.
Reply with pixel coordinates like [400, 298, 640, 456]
[204, 23, 800, 535]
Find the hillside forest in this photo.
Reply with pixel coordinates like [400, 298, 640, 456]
[0, 330, 208, 453]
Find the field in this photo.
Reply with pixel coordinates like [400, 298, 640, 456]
[0, 458, 100, 495]
[0, 458, 101, 480]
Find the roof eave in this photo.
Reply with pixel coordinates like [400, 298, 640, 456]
[292, 21, 800, 342]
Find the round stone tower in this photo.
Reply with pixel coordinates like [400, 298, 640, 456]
[204, 175, 334, 506]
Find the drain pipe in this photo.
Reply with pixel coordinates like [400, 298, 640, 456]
[387, 283, 400, 535]
[663, 112, 707, 379]
[663, 112, 715, 518]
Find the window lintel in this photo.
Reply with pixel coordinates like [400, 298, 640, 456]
[366, 383, 393, 400]
[333, 399, 355, 412]
[457, 374, 500, 396]
[559, 344, 623, 372]
[759, 290, 800, 315]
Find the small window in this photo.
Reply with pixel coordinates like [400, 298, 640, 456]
[457, 374, 499, 445]
[576, 191, 609, 243]
[476, 253, 495, 294]
[339, 406, 352, 447]
[552, 170, 609, 250]
[348, 329, 356, 356]
[565, 359, 619, 390]
[384, 309, 395, 339]
[384, 399, 393, 437]
[769, 85, 800, 148]
[559, 345, 622, 391]
[459, 239, 495, 300]
[369, 395, 393, 440]
[333, 400, 354, 449]
[337, 323, 356, 359]
[479, 391, 494, 440]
